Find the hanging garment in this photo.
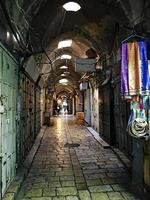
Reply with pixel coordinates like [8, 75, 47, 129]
[128, 108, 147, 123]
[131, 95, 149, 109]
[121, 41, 150, 97]
[141, 96, 149, 109]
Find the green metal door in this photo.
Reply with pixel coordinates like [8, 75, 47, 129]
[0, 44, 18, 196]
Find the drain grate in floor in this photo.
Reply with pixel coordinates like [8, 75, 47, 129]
[64, 143, 80, 148]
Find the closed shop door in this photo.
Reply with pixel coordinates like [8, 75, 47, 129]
[113, 80, 132, 157]
[19, 73, 36, 162]
[84, 89, 91, 125]
[99, 85, 114, 144]
[35, 87, 41, 137]
[0, 45, 18, 196]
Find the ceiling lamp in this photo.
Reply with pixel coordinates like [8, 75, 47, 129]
[61, 54, 71, 59]
[58, 39, 72, 49]
[63, 2, 81, 12]
[61, 74, 66, 77]
[64, 71, 70, 74]
[7, 31, 10, 39]
[59, 78, 68, 83]
[57, 99, 62, 104]
[60, 66, 68, 69]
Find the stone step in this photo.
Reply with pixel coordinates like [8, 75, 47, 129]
[87, 127, 110, 148]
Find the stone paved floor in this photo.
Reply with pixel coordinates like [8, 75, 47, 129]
[16, 116, 149, 200]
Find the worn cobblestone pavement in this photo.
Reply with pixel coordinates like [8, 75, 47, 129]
[16, 116, 149, 200]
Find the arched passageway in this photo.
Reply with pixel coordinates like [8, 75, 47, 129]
[0, 0, 150, 199]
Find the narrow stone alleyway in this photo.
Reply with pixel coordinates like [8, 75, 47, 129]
[16, 116, 148, 200]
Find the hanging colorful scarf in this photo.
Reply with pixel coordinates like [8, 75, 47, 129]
[121, 41, 149, 98]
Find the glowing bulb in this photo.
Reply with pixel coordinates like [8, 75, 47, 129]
[58, 39, 72, 49]
[61, 55, 71, 59]
[63, 2, 81, 12]
[60, 66, 68, 69]
[7, 32, 10, 39]
[59, 79, 68, 83]
[57, 99, 62, 104]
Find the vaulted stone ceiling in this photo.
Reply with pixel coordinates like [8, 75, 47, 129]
[3, 0, 150, 51]
[1, 0, 150, 95]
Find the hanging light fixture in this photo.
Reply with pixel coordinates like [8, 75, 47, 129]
[60, 66, 68, 69]
[61, 54, 71, 59]
[63, 2, 81, 12]
[57, 99, 62, 104]
[7, 31, 10, 39]
[59, 78, 68, 83]
[61, 74, 66, 77]
[58, 39, 72, 49]
[64, 71, 70, 74]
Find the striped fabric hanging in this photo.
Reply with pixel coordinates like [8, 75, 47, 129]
[121, 41, 150, 98]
